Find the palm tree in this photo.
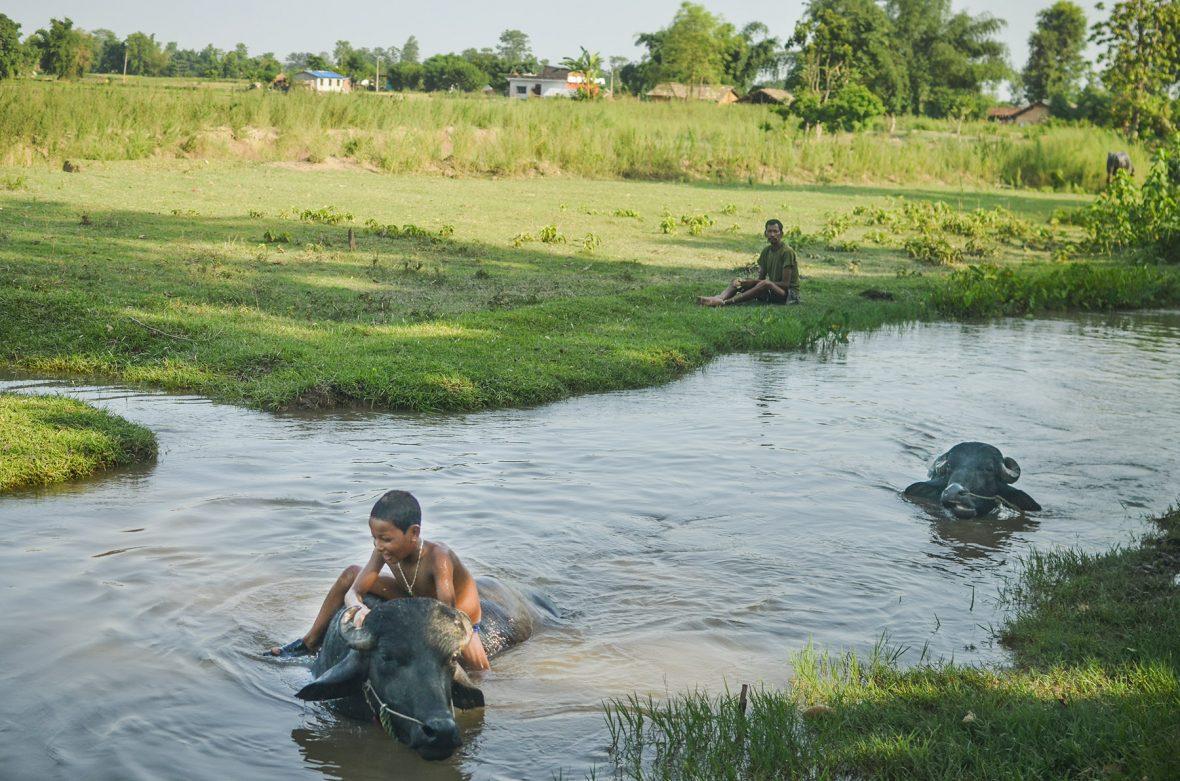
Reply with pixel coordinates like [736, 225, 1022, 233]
[561, 46, 603, 98]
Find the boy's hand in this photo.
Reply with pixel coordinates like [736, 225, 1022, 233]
[344, 605, 371, 627]
[461, 632, 491, 671]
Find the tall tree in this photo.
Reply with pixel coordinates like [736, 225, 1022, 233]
[401, 35, 420, 64]
[497, 29, 533, 71]
[124, 32, 168, 76]
[0, 13, 27, 79]
[884, 0, 1009, 115]
[1092, 0, 1180, 138]
[422, 53, 486, 91]
[1022, 1, 1088, 104]
[789, 0, 903, 109]
[720, 21, 783, 90]
[28, 18, 92, 79]
[659, 2, 725, 87]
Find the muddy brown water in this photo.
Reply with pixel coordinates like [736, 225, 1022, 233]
[2, 311, 1179, 780]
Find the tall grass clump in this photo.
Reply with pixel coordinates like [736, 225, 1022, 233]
[0, 79, 1155, 191]
[0, 393, 157, 491]
[931, 262, 1180, 317]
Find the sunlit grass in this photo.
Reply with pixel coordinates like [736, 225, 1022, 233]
[0, 393, 157, 491]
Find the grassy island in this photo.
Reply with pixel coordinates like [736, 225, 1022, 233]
[605, 506, 1180, 780]
[0, 393, 158, 492]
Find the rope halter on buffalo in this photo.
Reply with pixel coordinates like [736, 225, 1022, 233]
[362, 680, 452, 732]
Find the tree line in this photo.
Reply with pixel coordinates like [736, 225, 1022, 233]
[0, 1, 1176, 138]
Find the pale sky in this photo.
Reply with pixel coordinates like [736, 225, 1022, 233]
[3, 0, 1106, 78]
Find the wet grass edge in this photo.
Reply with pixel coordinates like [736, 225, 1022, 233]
[0, 393, 158, 492]
[602, 506, 1180, 780]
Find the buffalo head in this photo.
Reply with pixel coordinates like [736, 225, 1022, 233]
[904, 442, 1041, 519]
[296, 598, 484, 760]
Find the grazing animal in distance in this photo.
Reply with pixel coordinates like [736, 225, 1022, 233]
[1106, 152, 1133, 185]
[904, 442, 1041, 520]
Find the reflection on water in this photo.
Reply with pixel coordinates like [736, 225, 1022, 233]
[2, 311, 1179, 780]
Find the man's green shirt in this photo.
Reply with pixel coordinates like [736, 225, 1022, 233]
[758, 243, 798, 289]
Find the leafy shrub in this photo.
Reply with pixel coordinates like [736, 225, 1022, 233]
[904, 235, 962, 265]
[262, 230, 291, 243]
[680, 213, 715, 236]
[613, 208, 642, 219]
[580, 233, 602, 253]
[538, 224, 565, 244]
[297, 206, 353, 225]
[659, 212, 677, 234]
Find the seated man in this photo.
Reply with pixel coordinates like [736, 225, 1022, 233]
[698, 219, 800, 306]
[269, 490, 491, 670]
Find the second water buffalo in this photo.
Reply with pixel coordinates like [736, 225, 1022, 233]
[904, 442, 1041, 519]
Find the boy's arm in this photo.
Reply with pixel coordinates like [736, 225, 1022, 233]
[433, 548, 491, 670]
[345, 549, 385, 625]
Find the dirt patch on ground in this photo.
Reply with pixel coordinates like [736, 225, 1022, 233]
[270, 157, 381, 173]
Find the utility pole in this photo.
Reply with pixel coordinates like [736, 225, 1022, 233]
[376, 55, 382, 93]
[122, 47, 128, 84]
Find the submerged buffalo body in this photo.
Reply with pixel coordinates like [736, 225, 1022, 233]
[904, 442, 1041, 519]
[295, 577, 555, 760]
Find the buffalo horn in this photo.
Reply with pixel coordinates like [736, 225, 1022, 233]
[339, 609, 376, 651]
[1000, 457, 1021, 483]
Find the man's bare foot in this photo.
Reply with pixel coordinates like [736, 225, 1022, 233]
[699, 296, 726, 307]
[696, 295, 716, 306]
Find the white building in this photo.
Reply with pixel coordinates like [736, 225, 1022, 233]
[506, 66, 604, 99]
[292, 70, 351, 94]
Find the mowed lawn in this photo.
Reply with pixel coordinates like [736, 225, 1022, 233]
[0, 160, 1091, 410]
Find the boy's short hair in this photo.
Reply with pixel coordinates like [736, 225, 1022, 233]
[765, 219, 784, 230]
[371, 490, 422, 531]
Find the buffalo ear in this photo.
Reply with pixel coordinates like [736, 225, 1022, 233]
[296, 649, 367, 701]
[998, 485, 1041, 512]
[904, 480, 944, 502]
[451, 665, 485, 710]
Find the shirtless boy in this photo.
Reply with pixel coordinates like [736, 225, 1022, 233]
[697, 219, 800, 306]
[269, 490, 490, 670]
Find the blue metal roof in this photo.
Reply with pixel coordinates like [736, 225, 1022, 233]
[303, 70, 346, 79]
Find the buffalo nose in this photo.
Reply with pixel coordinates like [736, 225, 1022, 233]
[416, 717, 461, 752]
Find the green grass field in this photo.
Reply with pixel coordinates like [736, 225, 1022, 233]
[10, 158, 1173, 413]
[0, 393, 157, 491]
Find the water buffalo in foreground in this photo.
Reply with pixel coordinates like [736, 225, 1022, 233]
[1107, 151, 1134, 185]
[904, 442, 1041, 520]
[296, 577, 555, 760]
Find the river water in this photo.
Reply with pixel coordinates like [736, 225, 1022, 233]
[2, 311, 1178, 780]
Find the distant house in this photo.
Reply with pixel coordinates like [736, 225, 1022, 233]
[987, 101, 1050, 125]
[740, 88, 794, 105]
[646, 83, 739, 104]
[506, 66, 604, 98]
[292, 70, 351, 94]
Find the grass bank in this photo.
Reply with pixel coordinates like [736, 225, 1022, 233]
[0, 393, 157, 492]
[0, 79, 1152, 192]
[604, 506, 1180, 780]
[2, 160, 1177, 413]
